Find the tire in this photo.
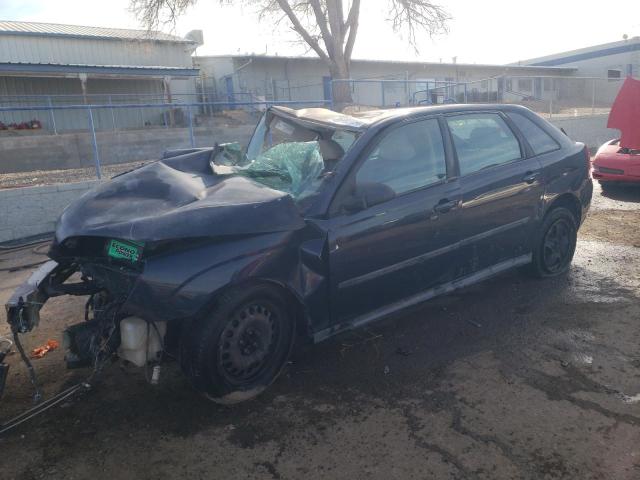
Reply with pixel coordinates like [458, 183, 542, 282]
[181, 284, 295, 404]
[529, 207, 577, 278]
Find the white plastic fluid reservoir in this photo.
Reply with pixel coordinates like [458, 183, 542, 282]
[118, 316, 167, 367]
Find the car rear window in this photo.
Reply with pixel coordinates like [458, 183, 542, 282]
[447, 113, 522, 176]
[507, 112, 560, 156]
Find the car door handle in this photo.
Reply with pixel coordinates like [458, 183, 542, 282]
[522, 171, 540, 184]
[433, 199, 458, 214]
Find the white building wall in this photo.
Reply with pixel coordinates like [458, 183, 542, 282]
[562, 50, 639, 77]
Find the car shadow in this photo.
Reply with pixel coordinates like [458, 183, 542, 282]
[600, 183, 640, 202]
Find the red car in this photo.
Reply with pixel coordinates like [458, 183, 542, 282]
[593, 77, 640, 189]
[592, 139, 640, 189]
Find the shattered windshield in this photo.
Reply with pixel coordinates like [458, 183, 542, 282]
[214, 111, 358, 205]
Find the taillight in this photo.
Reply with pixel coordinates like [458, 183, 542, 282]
[585, 147, 592, 179]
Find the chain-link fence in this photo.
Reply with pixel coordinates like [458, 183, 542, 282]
[333, 75, 626, 118]
[0, 98, 330, 188]
[0, 92, 273, 134]
[332, 75, 627, 151]
[0, 74, 631, 189]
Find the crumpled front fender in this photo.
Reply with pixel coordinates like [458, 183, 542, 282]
[5, 260, 75, 333]
[5, 260, 61, 333]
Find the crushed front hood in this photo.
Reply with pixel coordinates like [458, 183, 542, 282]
[55, 148, 305, 243]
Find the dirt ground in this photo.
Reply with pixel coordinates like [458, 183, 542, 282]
[0, 161, 149, 189]
[1, 182, 639, 480]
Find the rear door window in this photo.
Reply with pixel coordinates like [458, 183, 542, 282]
[446, 113, 522, 176]
[507, 111, 560, 156]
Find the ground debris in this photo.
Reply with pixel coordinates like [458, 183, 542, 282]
[30, 339, 59, 359]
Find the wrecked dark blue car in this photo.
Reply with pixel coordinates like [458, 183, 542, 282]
[5, 104, 592, 404]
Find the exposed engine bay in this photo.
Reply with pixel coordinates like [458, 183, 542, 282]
[3, 243, 168, 408]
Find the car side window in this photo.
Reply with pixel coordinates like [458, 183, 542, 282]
[507, 111, 560, 156]
[356, 119, 446, 195]
[447, 113, 522, 176]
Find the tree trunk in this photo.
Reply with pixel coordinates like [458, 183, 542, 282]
[329, 59, 353, 110]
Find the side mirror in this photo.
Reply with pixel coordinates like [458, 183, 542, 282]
[343, 182, 396, 213]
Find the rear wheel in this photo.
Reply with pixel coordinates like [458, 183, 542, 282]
[529, 207, 577, 277]
[181, 285, 295, 404]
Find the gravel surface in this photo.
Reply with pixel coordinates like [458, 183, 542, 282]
[0, 182, 639, 479]
[0, 161, 151, 189]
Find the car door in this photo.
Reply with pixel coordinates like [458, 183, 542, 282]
[444, 112, 545, 275]
[326, 117, 462, 327]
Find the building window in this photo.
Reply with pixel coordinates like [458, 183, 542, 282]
[543, 78, 553, 91]
[608, 69, 622, 80]
[517, 78, 532, 91]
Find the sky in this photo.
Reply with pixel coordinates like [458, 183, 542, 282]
[1, 0, 640, 65]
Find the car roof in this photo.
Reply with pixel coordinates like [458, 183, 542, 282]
[270, 106, 369, 131]
[271, 104, 528, 132]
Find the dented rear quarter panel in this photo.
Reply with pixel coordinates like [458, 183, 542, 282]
[538, 142, 593, 224]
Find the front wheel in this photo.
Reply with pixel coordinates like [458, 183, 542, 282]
[181, 285, 295, 404]
[529, 207, 577, 278]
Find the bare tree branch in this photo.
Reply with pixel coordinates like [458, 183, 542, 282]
[325, 0, 344, 48]
[343, 0, 359, 62]
[308, 0, 335, 57]
[130, 0, 198, 30]
[335, 0, 344, 30]
[275, 0, 330, 62]
[387, 0, 451, 54]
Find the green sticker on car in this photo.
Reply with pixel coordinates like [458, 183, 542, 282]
[107, 239, 143, 263]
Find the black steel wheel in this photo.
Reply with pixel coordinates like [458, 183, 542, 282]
[181, 284, 295, 404]
[529, 207, 577, 278]
[542, 218, 573, 273]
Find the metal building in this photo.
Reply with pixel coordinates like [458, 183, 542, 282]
[193, 54, 576, 108]
[0, 21, 202, 130]
[520, 37, 640, 78]
[516, 37, 640, 108]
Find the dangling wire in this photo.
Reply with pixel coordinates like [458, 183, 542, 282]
[11, 327, 42, 404]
